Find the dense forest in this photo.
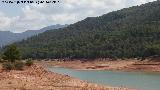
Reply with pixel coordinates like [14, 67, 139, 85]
[7, 1, 160, 59]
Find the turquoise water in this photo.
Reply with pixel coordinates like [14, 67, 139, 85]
[48, 67, 160, 90]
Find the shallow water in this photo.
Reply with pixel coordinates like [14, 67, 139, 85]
[48, 67, 160, 90]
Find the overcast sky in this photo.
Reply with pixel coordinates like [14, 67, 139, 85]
[0, 0, 156, 33]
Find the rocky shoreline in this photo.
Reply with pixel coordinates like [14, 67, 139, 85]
[43, 58, 160, 72]
[0, 64, 131, 90]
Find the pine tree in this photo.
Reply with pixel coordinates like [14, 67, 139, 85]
[2, 45, 21, 62]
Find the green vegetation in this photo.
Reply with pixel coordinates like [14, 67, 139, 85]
[2, 62, 14, 70]
[0, 57, 3, 63]
[2, 61, 25, 70]
[1, 45, 24, 70]
[25, 59, 33, 66]
[12, 1, 160, 59]
[14, 61, 25, 70]
[2, 45, 21, 62]
[1, 45, 33, 70]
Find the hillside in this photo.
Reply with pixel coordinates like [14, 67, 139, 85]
[15, 1, 160, 59]
[0, 24, 67, 47]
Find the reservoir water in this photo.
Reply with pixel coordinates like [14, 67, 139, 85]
[48, 67, 160, 90]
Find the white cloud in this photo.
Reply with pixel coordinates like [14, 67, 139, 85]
[22, 5, 45, 20]
[0, 13, 12, 28]
[0, 0, 157, 32]
[133, 0, 156, 5]
[0, 12, 19, 30]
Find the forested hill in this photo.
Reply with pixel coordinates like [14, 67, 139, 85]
[15, 1, 160, 59]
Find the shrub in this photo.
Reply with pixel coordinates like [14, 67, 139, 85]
[14, 61, 24, 70]
[2, 62, 14, 70]
[25, 59, 33, 66]
[2, 45, 21, 63]
[0, 59, 3, 63]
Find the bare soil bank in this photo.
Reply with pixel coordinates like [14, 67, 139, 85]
[0, 64, 130, 90]
[43, 58, 160, 72]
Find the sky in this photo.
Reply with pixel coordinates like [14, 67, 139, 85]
[0, 0, 156, 33]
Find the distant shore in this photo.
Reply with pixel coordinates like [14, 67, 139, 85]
[41, 58, 160, 72]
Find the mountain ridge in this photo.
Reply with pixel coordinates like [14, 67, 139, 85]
[0, 24, 68, 47]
